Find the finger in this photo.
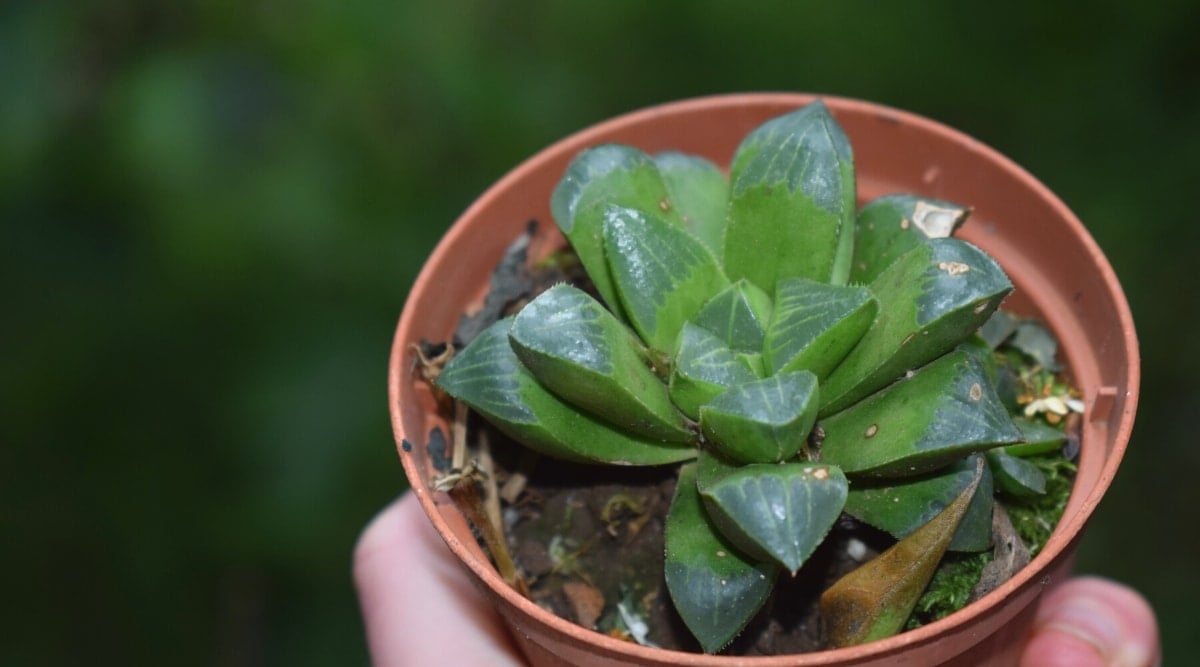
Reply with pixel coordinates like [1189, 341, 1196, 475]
[353, 493, 523, 666]
[1019, 576, 1159, 667]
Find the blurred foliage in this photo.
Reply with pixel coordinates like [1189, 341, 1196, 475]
[3, 0, 1196, 664]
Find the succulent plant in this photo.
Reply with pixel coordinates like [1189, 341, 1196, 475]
[436, 101, 1061, 652]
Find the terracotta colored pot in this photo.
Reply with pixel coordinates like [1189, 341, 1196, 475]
[387, 93, 1139, 666]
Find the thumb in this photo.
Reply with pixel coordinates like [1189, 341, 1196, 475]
[1020, 576, 1159, 667]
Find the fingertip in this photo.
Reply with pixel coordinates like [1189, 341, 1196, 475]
[1020, 576, 1159, 667]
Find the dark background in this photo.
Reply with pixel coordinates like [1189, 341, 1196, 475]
[5, 1, 1196, 664]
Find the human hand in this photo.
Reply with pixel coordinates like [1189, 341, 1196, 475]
[354, 493, 1159, 666]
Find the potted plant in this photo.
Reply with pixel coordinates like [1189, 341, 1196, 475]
[388, 93, 1138, 666]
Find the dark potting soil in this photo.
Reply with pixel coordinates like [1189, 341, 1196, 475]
[485, 427, 892, 655]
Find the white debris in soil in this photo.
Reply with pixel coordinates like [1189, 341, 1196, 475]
[617, 601, 658, 648]
[846, 537, 869, 562]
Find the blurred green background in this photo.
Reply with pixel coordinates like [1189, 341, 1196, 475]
[5, 1, 1196, 664]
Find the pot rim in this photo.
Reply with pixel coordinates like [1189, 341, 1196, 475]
[388, 92, 1140, 664]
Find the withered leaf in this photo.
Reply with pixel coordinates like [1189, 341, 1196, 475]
[820, 456, 984, 647]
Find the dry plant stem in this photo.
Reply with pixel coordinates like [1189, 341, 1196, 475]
[441, 399, 528, 596]
[451, 400, 469, 471]
[476, 429, 505, 536]
[447, 476, 531, 597]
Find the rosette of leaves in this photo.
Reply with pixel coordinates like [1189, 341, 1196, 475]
[436, 101, 1054, 653]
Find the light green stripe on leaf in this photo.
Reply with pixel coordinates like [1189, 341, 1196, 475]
[438, 319, 695, 465]
[820, 348, 1021, 477]
[509, 284, 691, 442]
[724, 100, 856, 289]
[550, 145, 682, 314]
[821, 238, 1012, 415]
[665, 463, 778, 653]
[655, 151, 730, 259]
[603, 205, 730, 355]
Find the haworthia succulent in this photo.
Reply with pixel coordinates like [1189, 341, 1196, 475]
[669, 323, 758, 420]
[701, 461, 848, 574]
[550, 145, 683, 314]
[690, 280, 773, 353]
[723, 101, 856, 290]
[843, 454, 995, 553]
[851, 194, 970, 284]
[655, 151, 730, 258]
[820, 237, 1013, 415]
[763, 277, 877, 380]
[603, 205, 730, 355]
[664, 463, 778, 653]
[820, 348, 1021, 477]
[437, 319, 695, 465]
[509, 284, 692, 442]
[699, 371, 819, 464]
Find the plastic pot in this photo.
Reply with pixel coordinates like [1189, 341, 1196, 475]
[387, 93, 1139, 666]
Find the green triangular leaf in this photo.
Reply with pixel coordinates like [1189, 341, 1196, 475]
[763, 277, 877, 379]
[821, 238, 1013, 415]
[851, 194, 970, 284]
[665, 463, 778, 653]
[987, 448, 1047, 497]
[509, 284, 691, 442]
[550, 145, 682, 313]
[723, 101, 856, 289]
[978, 310, 1018, 349]
[690, 280, 774, 352]
[438, 319, 695, 465]
[844, 454, 995, 553]
[699, 371, 819, 464]
[1004, 417, 1067, 457]
[655, 151, 729, 259]
[701, 462, 848, 574]
[820, 348, 1021, 477]
[669, 323, 758, 420]
[603, 205, 730, 355]
[821, 457, 985, 647]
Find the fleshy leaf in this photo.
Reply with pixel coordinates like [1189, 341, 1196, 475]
[978, 310, 1018, 349]
[669, 323, 758, 420]
[724, 101, 856, 289]
[821, 238, 1013, 415]
[763, 277, 877, 379]
[851, 194, 970, 284]
[603, 205, 730, 355]
[699, 371, 819, 464]
[1005, 417, 1067, 457]
[695, 449, 741, 491]
[1009, 320, 1062, 372]
[820, 348, 1021, 477]
[821, 457, 985, 647]
[655, 151, 729, 258]
[701, 462, 848, 574]
[437, 319, 695, 465]
[550, 145, 682, 313]
[843, 454, 995, 553]
[987, 448, 1047, 497]
[509, 285, 691, 442]
[691, 280, 774, 352]
[665, 463, 778, 653]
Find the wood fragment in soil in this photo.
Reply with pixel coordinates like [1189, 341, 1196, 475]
[562, 581, 606, 629]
